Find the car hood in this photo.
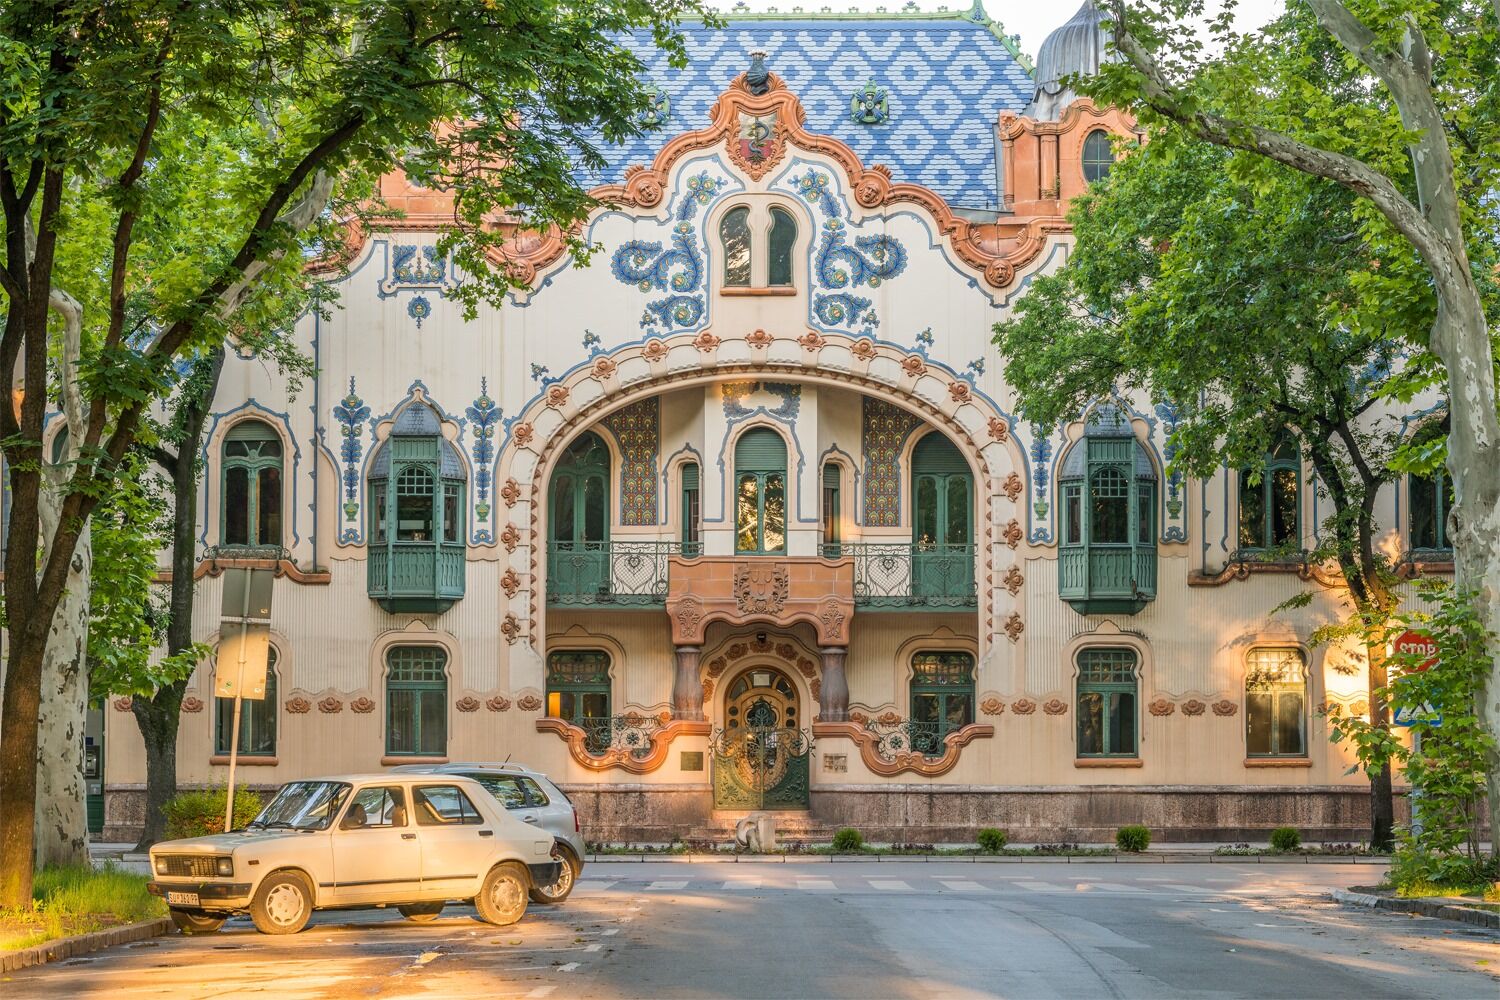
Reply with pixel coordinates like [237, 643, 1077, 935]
[151, 829, 317, 854]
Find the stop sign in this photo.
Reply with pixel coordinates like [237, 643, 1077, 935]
[1392, 629, 1439, 672]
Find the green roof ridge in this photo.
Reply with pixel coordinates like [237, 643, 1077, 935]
[713, 2, 1034, 73]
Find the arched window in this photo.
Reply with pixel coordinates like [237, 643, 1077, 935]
[768, 207, 797, 287]
[1076, 647, 1138, 758]
[821, 462, 842, 556]
[911, 432, 975, 606]
[680, 462, 701, 557]
[720, 206, 752, 287]
[735, 428, 787, 554]
[909, 652, 975, 756]
[1082, 130, 1115, 183]
[1057, 408, 1157, 613]
[1238, 438, 1300, 555]
[1408, 419, 1453, 555]
[367, 402, 467, 612]
[222, 420, 283, 549]
[1245, 647, 1307, 758]
[215, 647, 278, 757]
[385, 646, 448, 756]
[546, 650, 612, 752]
[548, 431, 611, 602]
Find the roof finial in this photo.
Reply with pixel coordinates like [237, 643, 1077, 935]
[746, 51, 770, 95]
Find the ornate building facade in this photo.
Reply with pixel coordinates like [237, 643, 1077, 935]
[93, 3, 1445, 842]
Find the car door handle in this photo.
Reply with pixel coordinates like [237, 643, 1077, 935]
[478, 829, 493, 837]
[522, 816, 539, 824]
[402, 833, 417, 840]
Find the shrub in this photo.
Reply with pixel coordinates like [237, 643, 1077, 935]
[831, 827, 864, 852]
[1269, 826, 1301, 852]
[977, 828, 1008, 853]
[1115, 825, 1151, 852]
[163, 787, 262, 840]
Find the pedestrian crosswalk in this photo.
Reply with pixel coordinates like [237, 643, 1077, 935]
[571, 874, 1286, 898]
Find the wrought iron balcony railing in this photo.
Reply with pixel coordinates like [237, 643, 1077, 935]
[547, 541, 680, 608]
[823, 542, 976, 610]
[572, 714, 667, 759]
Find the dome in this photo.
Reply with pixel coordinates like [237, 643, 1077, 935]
[1024, 2, 1115, 121]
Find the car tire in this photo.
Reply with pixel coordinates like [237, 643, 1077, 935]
[169, 908, 226, 935]
[249, 871, 314, 935]
[474, 863, 528, 926]
[528, 848, 578, 904]
[397, 902, 445, 922]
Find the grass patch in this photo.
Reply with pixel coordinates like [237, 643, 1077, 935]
[0, 864, 164, 952]
[1392, 879, 1497, 900]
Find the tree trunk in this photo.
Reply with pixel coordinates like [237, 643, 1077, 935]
[0, 638, 46, 901]
[131, 681, 187, 850]
[1365, 638, 1396, 851]
[33, 522, 92, 868]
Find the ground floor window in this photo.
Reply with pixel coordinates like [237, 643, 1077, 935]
[1076, 647, 1138, 757]
[1245, 647, 1307, 757]
[386, 646, 448, 756]
[547, 650, 612, 750]
[909, 651, 974, 755]
[214, 649, 278, 756]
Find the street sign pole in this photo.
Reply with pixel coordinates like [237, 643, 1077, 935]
[218, 567, 273, 834]
[1410, 729, 1423, 839]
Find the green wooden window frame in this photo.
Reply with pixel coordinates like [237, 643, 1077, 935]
[735, 428, 787, 554]
[1061, 441, 1155, 549]
[546, 650, 612, 724]
[1407, 420, 1452, 554]
[681, 462, 701, 557]
[1076, 647, 1139, 757]
[386, 646, 448, 756]
[1082, 129, 1115, 183]
[1245, 648, 1307, 757]
[221, 421, 283, 548]
[821, 462, 841, 555]
[214, 648, 278, 756]
[909, 651, 974, 754]
[1238, 440, 1301, 553]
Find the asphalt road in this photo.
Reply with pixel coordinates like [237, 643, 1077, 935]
[5, 862, 1497, 999]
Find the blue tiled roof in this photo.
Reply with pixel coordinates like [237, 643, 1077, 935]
[585, 14, 1034, 211]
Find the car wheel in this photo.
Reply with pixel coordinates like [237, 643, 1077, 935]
[169, 908, 226, 935]
[528, 848, 578, 904]
[474, 863, 528, 926]
[249, 871, 313, 935]
[397, 902, 445, 922]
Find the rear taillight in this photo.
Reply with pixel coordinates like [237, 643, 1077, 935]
[573, 808, 580, 833]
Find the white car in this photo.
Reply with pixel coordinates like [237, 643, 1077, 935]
[147, 774, 562, 935]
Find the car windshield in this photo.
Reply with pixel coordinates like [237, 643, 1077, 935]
[248, 781, 351, 831]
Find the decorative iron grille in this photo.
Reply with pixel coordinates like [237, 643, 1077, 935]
[863, 718, 950, 759]
[826, 542, 976, 609]
[573, 714, 667, 759]
[546, 541, 680, 607]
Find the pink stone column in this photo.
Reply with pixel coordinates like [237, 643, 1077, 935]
[672, 645, 704, 721]
[819, 646, 849, 722]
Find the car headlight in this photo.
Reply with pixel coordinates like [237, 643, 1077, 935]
[216, 856, 234, 877]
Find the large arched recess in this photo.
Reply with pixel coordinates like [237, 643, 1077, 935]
[492, 330, 1028, 654]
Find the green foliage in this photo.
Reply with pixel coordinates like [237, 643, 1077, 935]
[1269, 826, 1301, 852]
[0, 863, 163, 951]
[976, 827, 1008, 853]
[162, 787, 264, 840]
[1115, 825, 1151, 852]
[830, 827, 864, 853]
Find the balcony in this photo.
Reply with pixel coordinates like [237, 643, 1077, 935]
[368, 542, 466, 613]
[830, 542, 976, 610]
[547, 541, 679, 608]
[1058, 544, 1156, 615]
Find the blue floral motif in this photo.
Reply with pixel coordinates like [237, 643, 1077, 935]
[677, 172, 724, 221]
[914, 327, 935, 352]
[965, 357, 986, 377]
[530, 363, 550, 384]
[1155, 400, 1186, 541]
[795, 170, 840, 218]
[1029, 424, 1054, 542]
[407, 295, 431, 329]
[794, 170, 907, 336]
[611, 220, 706, 331]
[332, 379, 370, 544]
[379, 244, 447, 297]
[466, 380, 502, 544]
[582, 330, 603, 356]
[813, 293, 873, 328]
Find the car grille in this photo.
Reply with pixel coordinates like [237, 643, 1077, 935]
[156, 855, 220, 878]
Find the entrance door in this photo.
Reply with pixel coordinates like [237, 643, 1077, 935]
[549, 432, 610, 600]
[911, 432, 974, 604]
[712, 668, 810, 810]
[84, 703, 104, 835]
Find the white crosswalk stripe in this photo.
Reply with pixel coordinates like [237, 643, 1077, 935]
[646, 880, 688, 890]
[868, 880, 914, 891]
[797, 879, 836, 891]
[722, 879, 762, 890]
[1016, 881, 1068, 892]
[939, 880, 987, 891]
[574, 880, 617, 893]
[1084, 882, 1149, 893]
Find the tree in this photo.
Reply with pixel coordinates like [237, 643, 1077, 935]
[0, 0, 706, 907]
[994, 135, 1413, 846]
[1092, 0, 1500, 855]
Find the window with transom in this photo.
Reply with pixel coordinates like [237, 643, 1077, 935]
[1076, 648, 1139, 758]
[214, 648, 278, 756]
[1245, 648, 1307, 757]
[909, 652, 975, 756]
[546, 650, 612, 725]
[735, 428, 787, 554]
[681, 462, 701, 557]
[1238, 438, 1300, 555]
[221, 420, 283, 548]
[1407, 419, 1453, 556]
[385, 646, 448, 756]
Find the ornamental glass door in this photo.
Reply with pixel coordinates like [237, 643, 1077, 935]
[911, 433, 974, 604]
[549, 432, 610, 600]
[712, 668, 810, 810]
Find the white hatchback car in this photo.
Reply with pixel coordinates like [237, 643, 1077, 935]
[147, 774, 562, 935]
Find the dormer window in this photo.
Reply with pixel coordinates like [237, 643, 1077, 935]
[718, 203, 799, 293]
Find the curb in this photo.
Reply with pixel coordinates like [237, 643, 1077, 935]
[1329, 887, 1500, 929]
[585, 853, 1390, 865]
[0, 917, 172, 974]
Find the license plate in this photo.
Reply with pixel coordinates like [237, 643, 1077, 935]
[166, 891, 200, 906]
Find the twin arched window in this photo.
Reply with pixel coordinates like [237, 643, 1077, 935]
[222, 420, 283, 548]
[720, 204, 797, 290]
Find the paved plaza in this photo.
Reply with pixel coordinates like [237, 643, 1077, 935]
[6, 861, 1497, 999]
